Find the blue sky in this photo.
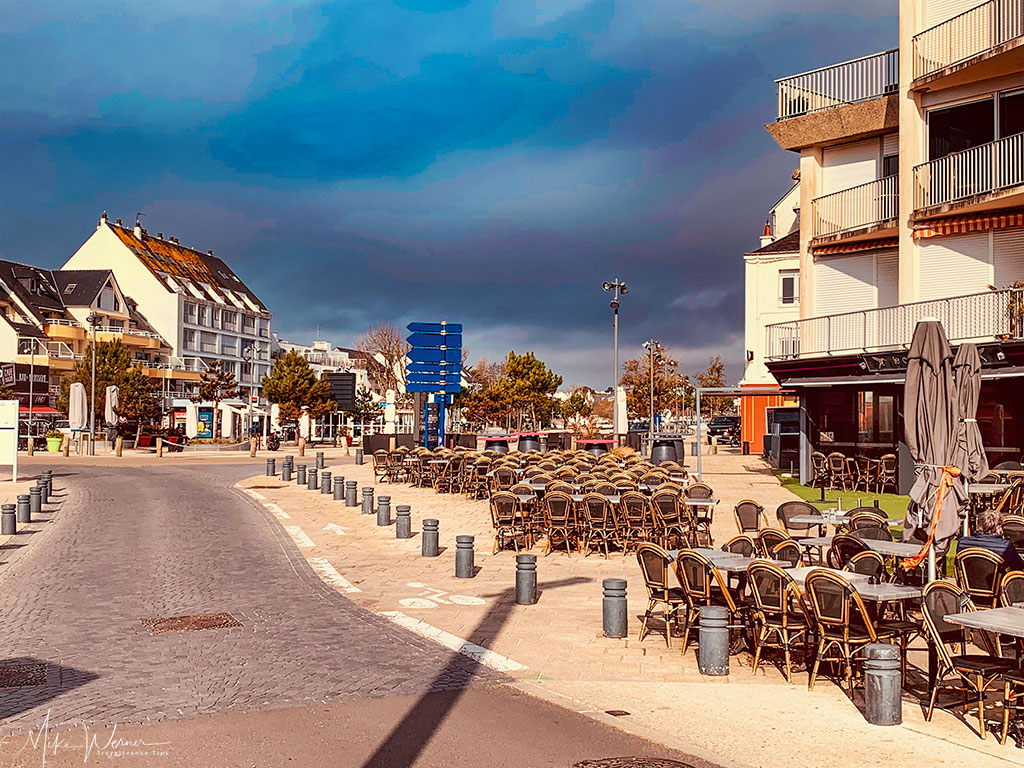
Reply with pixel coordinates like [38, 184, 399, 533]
[0, 0, 896, 387]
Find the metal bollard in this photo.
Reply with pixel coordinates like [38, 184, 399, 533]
[316, 451, 325, 470]
[1, 504, 14, 535]
[37, 479, 48, 505]
[282, 462, 292, 482]
[455, 535, 475, 578]
[29, 487, 41, 517]
[266, 458, 276, 476]
[602, 578, 628, 637]
[296, 464, 307, 486]
[697, 605, 730, 676]
[320, 471, 332, 495]
[345, 481, 358, 507]
[16, 494, 30, 524]
[377, 495, 391, 526]
[864, 644, 902, 725]
[516, 554, 537, 605]
[395, 505, 412, 539]
[334, 476, 344, 501]
[422, 519, 439, 556]
[355, 448, 364, 465]
[307, 468, 318, 491]
[361, 487, 375, 515]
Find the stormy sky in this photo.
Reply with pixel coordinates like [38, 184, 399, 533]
[0, 0, 896, 388]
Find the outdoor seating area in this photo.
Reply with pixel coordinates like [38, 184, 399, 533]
[810, 451, 898, 493]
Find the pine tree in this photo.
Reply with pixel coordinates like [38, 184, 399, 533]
[55, 339, 131, 419]
[261, 352, 334, 439]
[192, 360, 238, 439]
[116, 365, 163, 442]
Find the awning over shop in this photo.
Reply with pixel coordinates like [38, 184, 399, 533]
[913, 207, 1024, 239]
[781, 365, 1024, 388]
[19, 406, 58, 414]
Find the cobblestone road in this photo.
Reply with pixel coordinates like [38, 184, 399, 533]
[0, 464, 503, 733]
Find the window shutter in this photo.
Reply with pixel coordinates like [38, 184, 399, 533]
[822, 139, 880, 195]
[919, 232, 991, 300]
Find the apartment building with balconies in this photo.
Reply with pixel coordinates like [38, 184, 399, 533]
[63, 214, 273, 407]
[753, 0, 1024, 479]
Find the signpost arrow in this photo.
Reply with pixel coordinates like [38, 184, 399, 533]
[407, 348, 462, 364]
[406, 373, 454, 384]
[406, 332, 462, 349]
[407, 362, 462, 374]
[407, 382, 461, 394]
[407, 322, 463, 335]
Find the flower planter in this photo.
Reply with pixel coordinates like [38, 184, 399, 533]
[46, 437, 63, 452]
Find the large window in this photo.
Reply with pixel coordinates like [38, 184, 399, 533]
[183, 329, 197, 351]
[929, 98, 994, 160]
[779, 270, 799, 306]
[999, 90, 1024, 139]
[184, 303, 197, 324]
[98, 285, 120, 312]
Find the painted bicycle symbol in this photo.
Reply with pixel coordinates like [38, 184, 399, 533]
[398, 582, 486, 609]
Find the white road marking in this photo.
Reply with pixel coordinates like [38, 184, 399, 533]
[323, 523, 349, 536]
[284, 525, 315, 548]
[245, 490, 267, 500]
[380, 611, 528, 673]
[309, 557, 361, 593]
[264, 502, 290, 519]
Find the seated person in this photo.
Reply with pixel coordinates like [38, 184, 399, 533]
[957, 510, 1024, 571]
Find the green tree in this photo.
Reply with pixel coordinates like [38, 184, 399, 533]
[620, 346, 688, 421]
[349, 386, 381, 424]
[55, 339, 131, 419]
[192, 359, 238, 439]
[560, 391, 592, 421]
[261, 352, 333, 440]
[115, 365, 163, 442]
[496, 351, 563, 429]
[694, 355, 732, 417]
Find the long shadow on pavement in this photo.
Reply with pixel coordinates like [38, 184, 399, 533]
[360, 576, 591, 768]
[0, 657, 99, 726]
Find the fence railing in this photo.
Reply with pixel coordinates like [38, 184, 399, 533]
[914, 131, 1024, 209]
[812, 175, 899, 238]
[776, 49, 899, 120]
[914, 0, 1024, 79]
[43, 319, 82, 328]
[766, 286, 1024, 359]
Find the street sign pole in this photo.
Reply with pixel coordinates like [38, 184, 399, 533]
[438, 395, 446, 448]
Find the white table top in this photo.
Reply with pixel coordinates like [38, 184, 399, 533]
[684, 498, 718, 507]
[795, 535, 921, 558]
[784, 566, 921, 602]
[945, 606, 1024, 639]
[790, 514, 850, 525]
[968, 483, 1012, 494]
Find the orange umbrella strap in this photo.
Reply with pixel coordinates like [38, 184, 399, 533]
[901, 466, 962, 571]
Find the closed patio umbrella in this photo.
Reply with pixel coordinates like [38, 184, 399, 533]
[68, 382, 88, 432]
[184, 402, 199, 440]
[901, 319, 968, 580]
[952, 342, 988, 485]
[104, 385, 118, 425]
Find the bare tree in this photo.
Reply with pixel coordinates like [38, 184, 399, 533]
[356, 323, 409, 394]
[470, 357, 506, 389]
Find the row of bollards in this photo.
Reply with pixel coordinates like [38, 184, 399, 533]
[2, 470, 57, 536]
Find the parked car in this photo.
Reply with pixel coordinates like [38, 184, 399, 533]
[706, 415, 740, 441]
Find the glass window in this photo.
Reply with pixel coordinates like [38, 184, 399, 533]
[929, 98, 994, 160]
[779, 270, 799, 305]
[882, 154, 898, 177]
[184, 303, 197, 324]
[183, 329, 196, 351]
[858, 391, 875, 442]
[999, 90, 1024, 139]
[878, 395, 894, 442]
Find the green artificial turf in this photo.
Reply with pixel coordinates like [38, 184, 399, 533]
[772, 470, 910, 522]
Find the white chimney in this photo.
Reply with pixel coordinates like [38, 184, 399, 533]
[759, 235, 773, 248]
[759, 218, 773, 248]
[98, 211, 108, 229]
[134, 219, 143, 240]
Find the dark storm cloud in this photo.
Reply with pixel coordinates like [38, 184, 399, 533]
[0, 0, 896, 384]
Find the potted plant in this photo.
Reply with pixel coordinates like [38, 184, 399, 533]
[45, 430, 64, 452]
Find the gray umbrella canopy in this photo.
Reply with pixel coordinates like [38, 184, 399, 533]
[902, 319, 968, 549]
[952, 343, 989, 484]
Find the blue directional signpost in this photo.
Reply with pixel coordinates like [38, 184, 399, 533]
[406, 322, 462, 448]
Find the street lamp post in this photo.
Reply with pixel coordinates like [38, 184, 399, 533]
[87, 313, 98, 455]
[602, 278, 628, 443]
[642, 339, 661, 448]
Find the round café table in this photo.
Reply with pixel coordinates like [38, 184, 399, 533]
[576, 438, 615, 456]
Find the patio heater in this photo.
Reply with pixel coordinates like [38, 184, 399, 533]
[642, 339, 661, 450]
[602, 278, 628, 443]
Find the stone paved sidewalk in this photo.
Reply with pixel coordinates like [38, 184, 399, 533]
[239, 452, 1024, 768]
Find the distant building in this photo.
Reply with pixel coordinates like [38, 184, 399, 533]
[63, 214, 273, 409]
[273, 338, 376, 392]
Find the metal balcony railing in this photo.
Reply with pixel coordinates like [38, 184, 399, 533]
[914, 131, 1024, 209]
[766, 286, 1024, 360]
[812, 175, 899, 238]
[776, 49, 899, 120]
[913, 0, 1024, 79]
[43, 319, 82, 328]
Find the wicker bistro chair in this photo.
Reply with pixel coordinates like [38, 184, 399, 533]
[733, 500, 768, 534]
[542, 491, 578, 556]
[674, 549, 747, 655]
[619, 491, 655, 553]
[756, 528, 791, 559]
[1002, 515, 1024, 555]
[747, 561, 814, 682]
[580, 493, 617, 558]
[636, 543, 687, 646]
[772, 539, 804, 568]
[826, 453, 852, 490]
[490, 466, 518, 494]
[650, 490, 689, 550]
[843, 550, 886, 579]
[434, 457, 464, 494]
[1000, 570, 1024, 607]
[372, 450, 391, 483]
[877, 453, 898, 493]
[810, 451, 830, 490]
[826, 533, 870, 570]
[721, 535, 756, 558]
[466, 460, 493, 499]
[490, 492, 528, 553]
[684, 484, 715, 546]
[776, 501, 821, 540]
[920, 580, 1012, 740]
[955, 547, 1007, 609]
[803, 569, 908, 694]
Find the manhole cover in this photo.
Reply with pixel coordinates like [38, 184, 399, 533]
[0, 663, 47, 688]
[141, 612, 242, 635]
[574, 760, 697, 768]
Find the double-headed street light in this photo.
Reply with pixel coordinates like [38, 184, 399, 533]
[602, 278, 628, 442]
[642, 339, 662, 445]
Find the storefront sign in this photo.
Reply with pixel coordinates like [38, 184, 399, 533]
[861, 352, 909, 373]
[197, 408, 213, 439]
